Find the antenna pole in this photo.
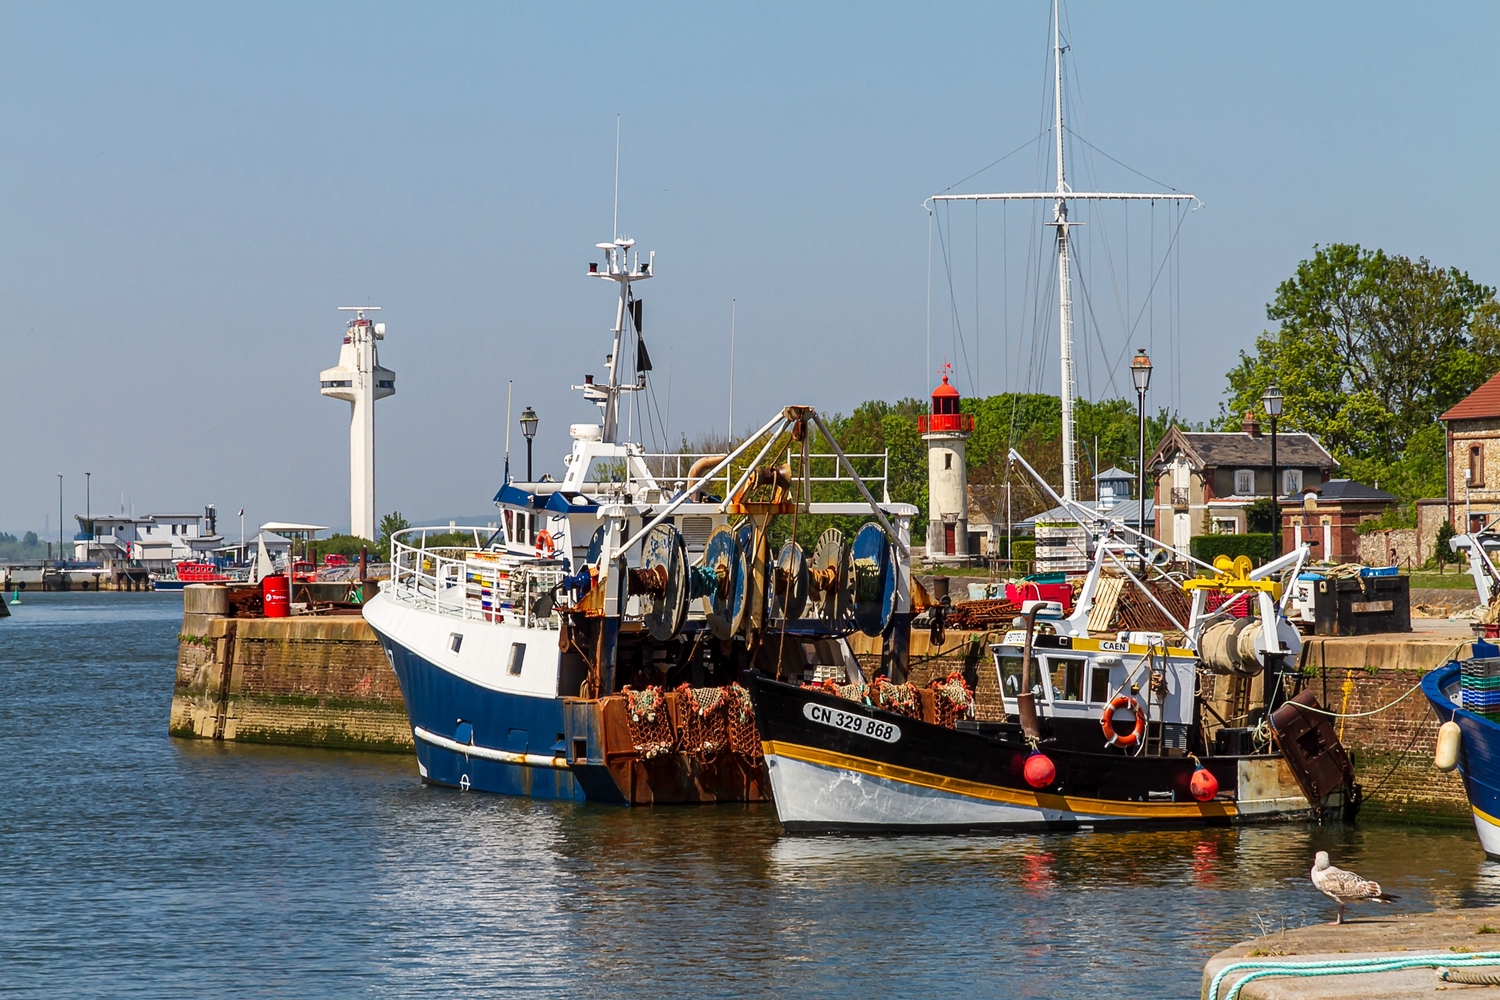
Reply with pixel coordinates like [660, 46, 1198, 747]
[504, 380, 513, 483]
[728, 299, 737, 442]
[1053, 0, 1078, 503]
[612, 115, 621, 241]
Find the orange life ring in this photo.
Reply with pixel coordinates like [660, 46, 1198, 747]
[534, 529, 556, 558]
[1100, 695, 1146, 748]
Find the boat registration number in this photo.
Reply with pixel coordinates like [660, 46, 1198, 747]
[803, 702, 901, 743]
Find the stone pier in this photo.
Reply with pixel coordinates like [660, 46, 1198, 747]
[169, 584, 411, 753]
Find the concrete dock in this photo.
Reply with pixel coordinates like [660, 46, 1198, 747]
[1203, 908, 1500, 998]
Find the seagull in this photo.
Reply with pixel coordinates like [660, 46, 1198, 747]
[1310, 851, 1398, 925]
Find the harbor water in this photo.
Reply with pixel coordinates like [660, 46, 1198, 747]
[4, 591, 1499, 999]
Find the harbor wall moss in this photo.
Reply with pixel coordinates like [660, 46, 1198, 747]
[170, 609, 412, 753]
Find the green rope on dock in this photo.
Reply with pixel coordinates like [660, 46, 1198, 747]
[1209, 951, 1500, 1000]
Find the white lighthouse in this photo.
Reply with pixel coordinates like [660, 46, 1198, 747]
[920, 368, 974, 560]
[320, 307, 394, 541]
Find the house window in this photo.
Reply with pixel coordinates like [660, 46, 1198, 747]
[1213, 517, 1239, 535]
[1234, 469, 1253, 495]
[1283, 469, 1303, 495]
[1471, 445, 1485, 488]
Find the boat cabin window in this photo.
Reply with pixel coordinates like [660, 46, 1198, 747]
[997, 655, 1025, 699]
[503, 509, 513, 540]
[1049, 657, 1086, 702]
[1089, 664, 1112, 703]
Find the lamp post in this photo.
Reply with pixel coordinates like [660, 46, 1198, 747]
[57, 473, 63, 566]
[519, 406, 539, 483]
[1130, 349, 1153, 567]
[1263, 385, 1284, 558]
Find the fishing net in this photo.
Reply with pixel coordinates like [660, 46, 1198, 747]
[868, 677, 922, 720]
[621, 685, 675, 759]
[929, 670, 974, 728]
[723, 683, 763, 762]
[807, 678, 868, 703]
[675, 683, 730, 762]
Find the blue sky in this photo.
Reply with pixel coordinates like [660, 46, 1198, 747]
[2, 2, 1497, 537]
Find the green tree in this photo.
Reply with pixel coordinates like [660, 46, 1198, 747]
[1435, 520, 1456, 574]
[1224, 244, 1498, 492]
[377, 511, 411, 559]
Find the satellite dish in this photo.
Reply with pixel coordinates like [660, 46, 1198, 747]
[850, 522, 896, 637]
[702, 525, 748, 640]
[773, 540, 809, 621]
[810, 527, 853, 621]
[640, 523, 688, 641]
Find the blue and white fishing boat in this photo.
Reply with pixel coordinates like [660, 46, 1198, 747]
[362, 229, 919, 803]
[1422, 646, 1500, 855]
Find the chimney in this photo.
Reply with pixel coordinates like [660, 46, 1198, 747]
[1242, 411, 1261, 437]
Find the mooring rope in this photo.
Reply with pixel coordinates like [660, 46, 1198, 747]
[1209, 952, 1500, 1000]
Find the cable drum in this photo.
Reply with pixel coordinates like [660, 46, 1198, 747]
[1199, 617, 1264, 676]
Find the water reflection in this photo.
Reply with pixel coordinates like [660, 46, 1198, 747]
[4, 591, 1498, 999]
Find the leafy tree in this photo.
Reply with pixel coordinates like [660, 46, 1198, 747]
[377, 511, 411, 559]
[1435, 520, 1456, 574]
[1224, 244, 1499, 502]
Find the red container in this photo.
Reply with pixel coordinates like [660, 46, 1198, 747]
[1006, 581, 1074, 614]
[262, 573, 290, 618]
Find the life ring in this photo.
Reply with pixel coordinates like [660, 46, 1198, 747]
[1100, 695, 1146, 748]
[534, 529, 557, 559]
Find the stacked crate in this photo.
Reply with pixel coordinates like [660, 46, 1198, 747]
[465, 551, 511, 622]
[1460, 656, 1500, 720]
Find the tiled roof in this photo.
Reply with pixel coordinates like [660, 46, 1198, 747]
[1149, 425, 1334, 469]
[1316, 479, 1396, 502]
[1442, 371, 1500, 421]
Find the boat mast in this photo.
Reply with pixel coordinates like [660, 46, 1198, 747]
[589, 239, 652, 444]
[928, 0, 1196, 506]
[1051, 0, 1078, 501]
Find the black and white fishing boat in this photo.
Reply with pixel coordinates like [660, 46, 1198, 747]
[748, 451, 1362, 834]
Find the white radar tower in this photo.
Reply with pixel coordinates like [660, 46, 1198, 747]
[320, 307, 395, 540]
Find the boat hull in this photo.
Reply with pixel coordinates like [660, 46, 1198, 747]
[750, 674, 1323, 834]
[1421, 662, 1500, 856]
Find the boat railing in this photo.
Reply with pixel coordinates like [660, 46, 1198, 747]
[635, 450, 891, 501]
[387, 527, 563, 629]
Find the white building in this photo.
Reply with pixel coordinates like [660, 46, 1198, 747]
[74, 509, 223, 573]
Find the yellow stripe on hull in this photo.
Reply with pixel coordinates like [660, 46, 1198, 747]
[763, 740, 1238, 821]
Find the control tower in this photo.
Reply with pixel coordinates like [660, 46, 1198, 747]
[320, 307, 394, 540]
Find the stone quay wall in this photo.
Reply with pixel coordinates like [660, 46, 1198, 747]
[170, 586, 411, 753]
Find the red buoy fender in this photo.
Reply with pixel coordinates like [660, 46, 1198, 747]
[1190, 766, 1220, 802]
[1100, 695, 1146, 748]
[1023, 752, 1056, 789]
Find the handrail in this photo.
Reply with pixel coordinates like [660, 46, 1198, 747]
[386, 526, 562, 628]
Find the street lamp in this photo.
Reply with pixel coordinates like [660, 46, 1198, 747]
[519, 406, 539, 483]
[1263, 385, 1284, 558]
[1130, 349, 1153, 564]
[57, 473, 63, 567]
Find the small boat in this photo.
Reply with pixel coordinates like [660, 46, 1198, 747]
[1421, 651, 1500, 855]
[152, 561, 233, 591]
[749, 453, 1362, 834]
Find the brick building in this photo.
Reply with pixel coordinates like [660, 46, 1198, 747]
[1148, 413, 1335, 552]
[1441, 370, 1500, 534]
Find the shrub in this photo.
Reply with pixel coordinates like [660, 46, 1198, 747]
[1190, 532, 1274, 567]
